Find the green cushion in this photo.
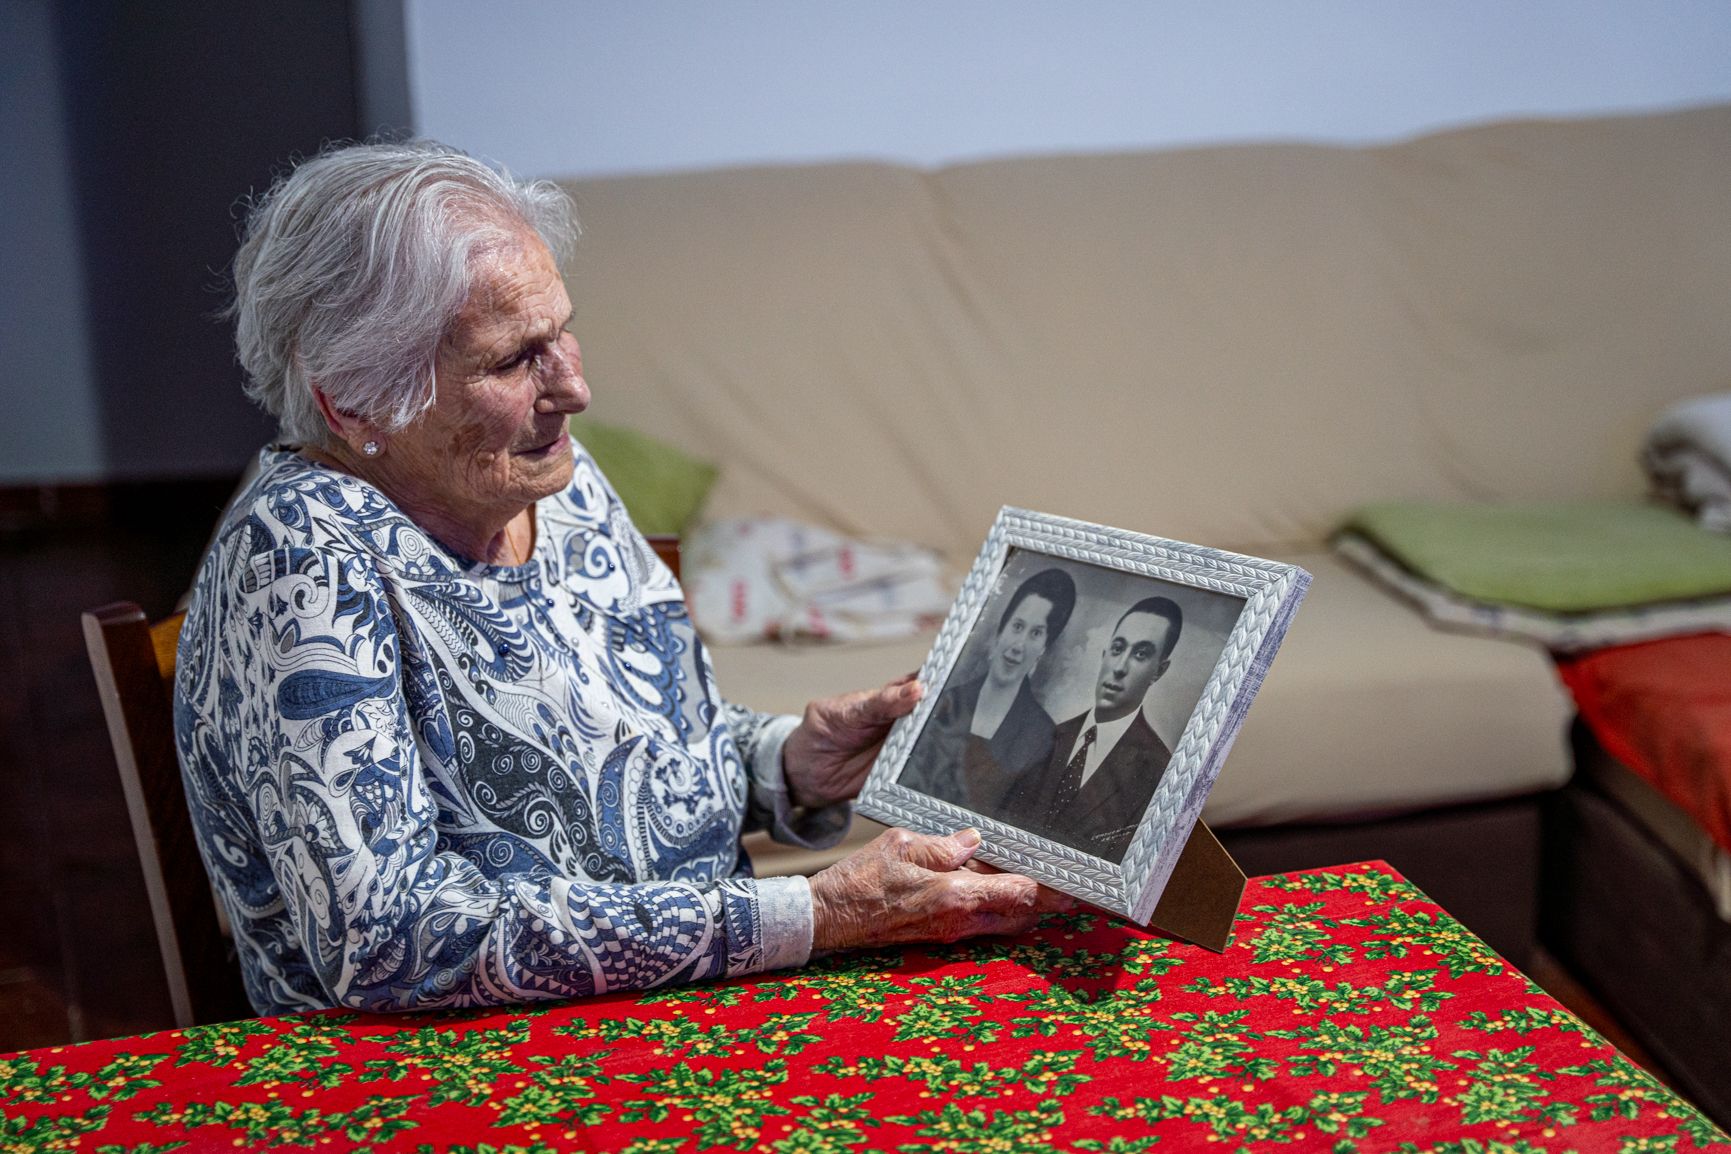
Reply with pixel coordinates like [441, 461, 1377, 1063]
[569, 417, 718, 536]
[1343, 501, 1731, 612]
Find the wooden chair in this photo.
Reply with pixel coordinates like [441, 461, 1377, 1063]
[646, 534, 681, 581]
[82, 602, 252, 1027]
[79, 537, 678, 1028]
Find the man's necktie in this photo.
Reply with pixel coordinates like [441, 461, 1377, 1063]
[1047, 724, 1098, 815]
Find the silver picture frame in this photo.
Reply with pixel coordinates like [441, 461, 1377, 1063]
[856, 507, 1310, 925]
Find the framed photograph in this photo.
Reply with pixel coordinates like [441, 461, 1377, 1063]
[857, 507, 1310, 925]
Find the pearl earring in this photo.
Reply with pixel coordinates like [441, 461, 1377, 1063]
[361, 440, 381, 457]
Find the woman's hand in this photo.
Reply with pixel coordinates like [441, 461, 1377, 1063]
[781, 674, 924, 809]
[809, 827, 1075, 952]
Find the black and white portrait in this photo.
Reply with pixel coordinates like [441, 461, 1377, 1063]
[861, 508, 1308, 922]
[898, 546, 1244, 863]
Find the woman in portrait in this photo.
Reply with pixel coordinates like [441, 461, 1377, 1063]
[899, 568, 1076, 816]
[174, 141, 1066, 1016]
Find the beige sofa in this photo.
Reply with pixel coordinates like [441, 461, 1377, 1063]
[553, 105, 1731, 953]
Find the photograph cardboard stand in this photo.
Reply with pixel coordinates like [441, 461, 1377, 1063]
[1144, 819, 1245, 953]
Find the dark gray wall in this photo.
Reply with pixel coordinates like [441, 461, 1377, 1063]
[0, 1, 412, 484]
[55, 1, 357, 479]
[353, 0, 414, 138]
[0, 0, 104, 483]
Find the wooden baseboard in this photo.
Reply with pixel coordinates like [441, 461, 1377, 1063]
[0, 477, 241, 537]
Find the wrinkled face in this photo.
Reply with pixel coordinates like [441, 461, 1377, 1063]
[987, 594, 1054, 690]
[380, 227, 588, 530]
[1094, 610, 1173, 722]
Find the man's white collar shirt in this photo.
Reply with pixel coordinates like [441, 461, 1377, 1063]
[1066, 707, 1141, 788]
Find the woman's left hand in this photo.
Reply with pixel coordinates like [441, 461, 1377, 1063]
[782, 674, 924, 808]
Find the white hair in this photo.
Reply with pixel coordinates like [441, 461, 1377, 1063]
[229, 140, 577, 445]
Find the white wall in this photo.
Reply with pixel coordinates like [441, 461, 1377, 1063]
[407, 0, 1731, 180]
[0, 0, 103, 483]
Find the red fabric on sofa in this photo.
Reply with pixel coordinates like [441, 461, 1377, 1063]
[1556, 632, 1731, 854]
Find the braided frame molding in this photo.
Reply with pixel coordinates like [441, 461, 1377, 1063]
[858, 506, 1310, 924]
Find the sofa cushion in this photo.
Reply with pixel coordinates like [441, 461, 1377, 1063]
[559, 105, 1731, 560]
[1209, 551, 1571, 826]
[1343, 501, 1731, 611]
[569, 416, 717, 535]
[1334, 530, 1731, 652]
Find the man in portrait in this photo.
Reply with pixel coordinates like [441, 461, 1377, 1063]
[1027, 596, 1182, 862]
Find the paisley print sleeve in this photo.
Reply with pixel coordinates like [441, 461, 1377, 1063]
[574, 455, 853, 857]
[197, 534, 810, 1012]
[721, 703, 852, 850]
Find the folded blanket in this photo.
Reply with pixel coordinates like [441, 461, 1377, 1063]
[1645, 392, 1731, 532]
[1335, 531, 1731, 651]
[684, 517, 955, 645]
[1343, 501, 1731, 612]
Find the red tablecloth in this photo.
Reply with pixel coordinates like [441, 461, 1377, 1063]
[3, 862, 1723, 1152]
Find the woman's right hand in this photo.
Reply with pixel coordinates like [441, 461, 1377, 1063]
[808, 827, 1075, 953]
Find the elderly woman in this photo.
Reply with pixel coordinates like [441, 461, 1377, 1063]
[176, 141, 1065, 1016]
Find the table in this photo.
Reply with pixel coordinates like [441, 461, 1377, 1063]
[3, 862, 1724, 1152]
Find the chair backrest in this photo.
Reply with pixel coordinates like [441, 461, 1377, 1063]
[82, 602, 251, 1027]
[646, 534, 681, 580]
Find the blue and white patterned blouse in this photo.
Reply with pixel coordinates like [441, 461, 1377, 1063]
[174, 446, 838, 1016]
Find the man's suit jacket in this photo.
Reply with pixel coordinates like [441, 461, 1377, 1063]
[1032, 709, 1171, 862]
